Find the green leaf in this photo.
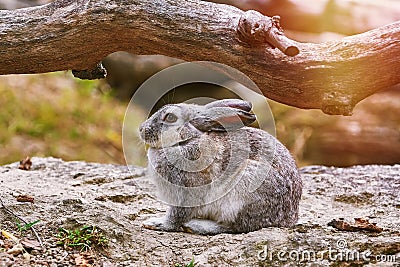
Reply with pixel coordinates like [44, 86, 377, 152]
[17, 219, 40, 232]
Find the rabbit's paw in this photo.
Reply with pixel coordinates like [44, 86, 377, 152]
[142, 216, 179, 232]
[183, 219, 226, 235]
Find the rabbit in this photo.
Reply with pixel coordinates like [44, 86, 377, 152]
[139, 99, 302, 235]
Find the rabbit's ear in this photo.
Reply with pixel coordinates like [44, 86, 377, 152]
[190, 107, 256, 132]
[205, 99, 252, 112]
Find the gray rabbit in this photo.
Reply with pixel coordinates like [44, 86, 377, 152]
[139, 99, 302, 235]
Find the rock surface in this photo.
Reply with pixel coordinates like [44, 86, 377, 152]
[0, 157, 399, 266]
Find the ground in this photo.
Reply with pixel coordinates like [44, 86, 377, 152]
[0, 157, 399, 266]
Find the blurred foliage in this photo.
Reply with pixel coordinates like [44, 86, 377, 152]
[1, 67, 399, 168]
[268, 99, 327, 166]
[0, 72, 144, 166]
[268, 86, 400, 167]
[0, 0, 398, 168]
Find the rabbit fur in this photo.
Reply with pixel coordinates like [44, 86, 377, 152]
[139, 99, 302, 235]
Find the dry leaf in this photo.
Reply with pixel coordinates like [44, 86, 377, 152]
[1, 229, 19, 243]
[21, 237, 41, 250]
[19, 156, 32, 171]
[328, 218, 383, 233]
[353, 218, 383, 233]
[74, 252, 94, 267]
[16, 194, 35, 203]
[7, 243, 24, 255]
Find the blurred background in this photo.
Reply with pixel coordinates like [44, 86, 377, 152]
[0, 0, 399, 167]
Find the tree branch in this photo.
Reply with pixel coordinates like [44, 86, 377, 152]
[0, 0, 399, 115]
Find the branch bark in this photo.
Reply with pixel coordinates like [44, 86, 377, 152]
[0, 0, 399, 115]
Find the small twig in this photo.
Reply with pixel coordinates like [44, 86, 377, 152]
[0, 196, 43, 248]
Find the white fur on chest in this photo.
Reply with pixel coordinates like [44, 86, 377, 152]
[194, 189, 244, 223]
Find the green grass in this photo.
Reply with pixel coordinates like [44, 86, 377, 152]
[0, 72, 145, 166]
[16, 219, 41, 233]
[175, 257, 196, 267]
[57, 225, 108, 251]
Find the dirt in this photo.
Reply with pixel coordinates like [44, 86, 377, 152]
[0, 157, 399, 266]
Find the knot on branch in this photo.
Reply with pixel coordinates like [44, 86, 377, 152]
[237, 10, 300, 57]
[72, 62, 107, 80]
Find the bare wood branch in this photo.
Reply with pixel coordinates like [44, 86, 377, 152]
[0, 0, 399, 115]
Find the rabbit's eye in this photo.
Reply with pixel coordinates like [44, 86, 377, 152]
[163, 113, 178, 123]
